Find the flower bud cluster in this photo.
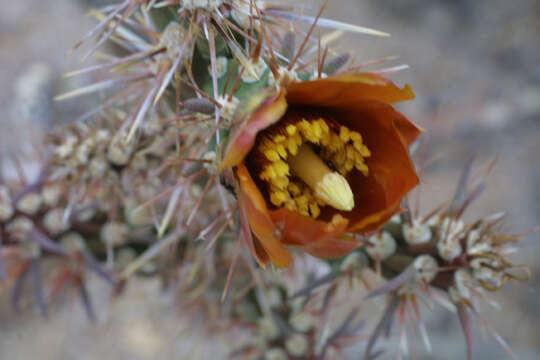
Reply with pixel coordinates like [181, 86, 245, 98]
[0, 110, 220, 312]
[376, 213, 526, 301]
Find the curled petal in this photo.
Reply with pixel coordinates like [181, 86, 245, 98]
[295, 101, 418, 234]
[303, 235, 362, 259]
[347, 203, 401, 234]
[270, 209, 348, 246]
[392, 111, 423, 146]
[269, 208, 358, 258]
[220, 90, 287, 171]
[285, 73, 415, 107]
[236, 164, 292, 268]
[333, 102, 418, 233]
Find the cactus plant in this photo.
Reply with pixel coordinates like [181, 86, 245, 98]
[0, 1, 531, 359]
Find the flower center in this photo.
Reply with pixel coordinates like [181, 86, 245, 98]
[254, 116, 371, 218]
[288, 143, 354, 211]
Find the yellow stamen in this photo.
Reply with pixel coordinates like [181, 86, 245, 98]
[288, 143, 354, 211]
[286, 124, 297, 135]
[339, 126, 350, 143]
[264, 149, 280, 162]
[256, 117, 370, 218]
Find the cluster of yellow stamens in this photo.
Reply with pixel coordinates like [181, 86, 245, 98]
[256, 117, 371, 218]
[321, 126, 370, 176]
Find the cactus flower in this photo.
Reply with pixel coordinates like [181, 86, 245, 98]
[221, 73, 422, 268]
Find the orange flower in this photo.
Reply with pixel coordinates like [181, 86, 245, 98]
[220, 74, 422, 268]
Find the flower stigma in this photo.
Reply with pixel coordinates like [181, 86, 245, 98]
[250, 114, 371, 218]
[288, 143, 354, 211]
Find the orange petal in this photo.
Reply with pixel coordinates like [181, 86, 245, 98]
[303, 235, 363, 259]
[269, 208, 360, 259]
[238, 196, 270, 267]
[285, 73, 415, 108]
[236, 164, 292, 268]
[316, 101, 419, 234]
[347, 203, 401, 233]
[392, 112, 423, 146]
[220, 90, 287, 171]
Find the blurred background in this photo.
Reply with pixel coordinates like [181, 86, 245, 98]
[0, 0, 539, 358]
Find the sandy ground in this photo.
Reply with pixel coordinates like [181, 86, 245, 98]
[1, 0, 539, 359]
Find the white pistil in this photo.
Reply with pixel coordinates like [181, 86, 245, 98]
[315, 172, 354, 211]
[288, 143, 354, 211]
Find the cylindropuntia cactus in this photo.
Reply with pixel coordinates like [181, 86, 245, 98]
[0, 1, 531, 359]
